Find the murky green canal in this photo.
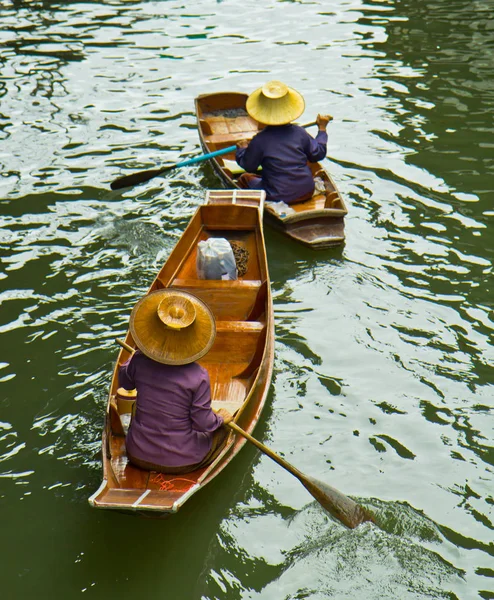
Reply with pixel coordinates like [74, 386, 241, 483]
[1, 0, 492, 598]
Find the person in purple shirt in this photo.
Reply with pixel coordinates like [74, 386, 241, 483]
[118, 289, 232, 474]
[235, 80, 332, 204]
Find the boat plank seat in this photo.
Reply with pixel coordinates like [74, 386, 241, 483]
[204, 131, 256, 147]
[203, 115, 255, 135]
[202, 319, 265, 407]
[201, 204, 260, 230]
[203, 320, 265, 363]
[170, 278, 261, 289]
[170, 279, 262, 321]
[207, 363, 250, 405]
[211, 399, 245, 415]
[271, 192, 342, 216]
[95, 488, 185, 508]
[288, 194, 327, 213]
[206, 189, 264, 207]
[93, 488, 150, 507]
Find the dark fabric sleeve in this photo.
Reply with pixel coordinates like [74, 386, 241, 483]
[190, 369, 224, 433]
[118, 354, 137, 390]
[235, 134, 263, 173]
[304, 129, 328, 162]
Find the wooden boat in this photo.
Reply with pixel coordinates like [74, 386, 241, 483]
[195, 92, 348, 249]
[89, 189, 274, 515]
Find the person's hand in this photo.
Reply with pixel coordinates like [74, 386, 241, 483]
[316, 114, 333, 131]
[215, 407, 233, 425]
[236, 139, 249, 149]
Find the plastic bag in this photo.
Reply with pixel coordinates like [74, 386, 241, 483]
[266, 201, 296, 217]
[313, 177, 326, 194]
[197, 238, 238, 280]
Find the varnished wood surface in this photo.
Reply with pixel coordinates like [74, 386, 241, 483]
[89, 190, 274, 514]
[195, 92, 348, 249]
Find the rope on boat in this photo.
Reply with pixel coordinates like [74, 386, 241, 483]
[151, 473, 197, 492]
[230, 241, 250, 277]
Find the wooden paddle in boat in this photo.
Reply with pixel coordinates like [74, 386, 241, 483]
[110, 145, 237, 191]
[195, 92, 348, 249]
[89, 189, 275, 515]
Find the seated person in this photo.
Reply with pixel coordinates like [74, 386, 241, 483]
[119, 289, 232, 474]
[236, 80, 332, 205]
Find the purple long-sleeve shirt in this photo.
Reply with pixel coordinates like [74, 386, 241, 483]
[235, 124, 328, 204]
[118, 351, 223, 468]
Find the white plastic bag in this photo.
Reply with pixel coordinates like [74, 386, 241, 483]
[197, 238, 238, 280]
[266, 201, 296, 217]
[313, 177, 326, 194]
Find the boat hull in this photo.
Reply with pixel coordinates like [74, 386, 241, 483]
[89, 190, 274, 515]
[195, 92, 348, 249]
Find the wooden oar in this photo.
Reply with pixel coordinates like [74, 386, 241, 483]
[116, 338, 135, 354]
[114, 337, 373, 529]
[109, 118, 324, 191]
[110, 144, 237, 191]
[227, 421, 374, 529]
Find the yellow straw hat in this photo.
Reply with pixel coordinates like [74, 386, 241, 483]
[129, 289, 216, 366]
[246, 80, 305, 126]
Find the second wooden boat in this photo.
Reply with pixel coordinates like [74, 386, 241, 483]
[195, 92, 348, 249]
[89, 189, 274, 515]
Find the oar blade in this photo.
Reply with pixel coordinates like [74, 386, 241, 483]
[110, 166, 171, 191]
[301, 475, 375, 529]
[226, 421, 374, 530]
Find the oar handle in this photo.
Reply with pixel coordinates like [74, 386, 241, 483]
[299, 118, 333, 129]
[116, 338, 135, 354]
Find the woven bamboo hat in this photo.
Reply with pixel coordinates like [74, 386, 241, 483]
[246, 80, 305, 126]
[129, 289, 216, 366]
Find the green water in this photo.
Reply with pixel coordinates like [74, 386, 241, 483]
[0, 0, 492, 598]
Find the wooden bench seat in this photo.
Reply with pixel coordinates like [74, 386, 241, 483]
[202, 320, 265, 363]
[202, 115, 255, 134]
[171, 278, 261, 289]
[207, 362, 252, 409]
[277, 194, 326, 214]
[170, 279, 262, 321]
[204, 131, 257, 146]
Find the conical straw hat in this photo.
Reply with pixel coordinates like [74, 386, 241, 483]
[129, 289, 216, 366]
[246, 80, 305, 126]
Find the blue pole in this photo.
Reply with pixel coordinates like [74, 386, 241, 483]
[175, 145, 237, 168]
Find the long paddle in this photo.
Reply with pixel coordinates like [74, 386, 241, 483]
[109, 119, 321, 191]
[110, 145, 237, 191]
[115, 337, 374, 529]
